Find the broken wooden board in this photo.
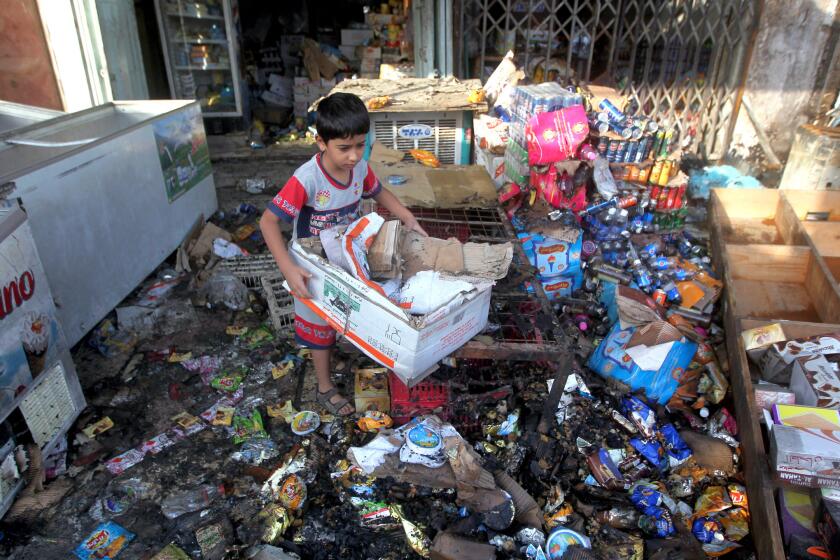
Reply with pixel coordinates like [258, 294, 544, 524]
[327, 77, 487, 113]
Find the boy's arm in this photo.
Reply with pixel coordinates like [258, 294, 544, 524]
[373, 188, 428, 236]
[259, 209, 313, 298]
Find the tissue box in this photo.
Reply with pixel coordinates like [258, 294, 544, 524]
[791, 354, 840, 408]
[760, 331, 840, 384]
[770, 424, 840, 489]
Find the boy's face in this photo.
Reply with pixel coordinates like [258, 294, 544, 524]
[317, 134, 367, 172]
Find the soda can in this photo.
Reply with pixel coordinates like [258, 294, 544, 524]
[665, 184, 678, 208]
[638, 165, 651, 183]
[649, 160, 663, 185]
[674, 185, 686, 209]
[629, 165, 641, 182]
[599, 99, 626, 123]
[633, 117, 648, 129]
[634, 136, 651, 163]
[616, 140, 628, 161]
[624, 141, 640, 163]
[611, 123, 633, 139]
[652, 289, 667, 306]
[658, 160, 673, 186]
[659, 130, 673, 158]
[607, 139, 620, 162]
[597, 112, 612, 123]
[657, 187, 670, 211]
[642, 243, 658, 259]
[647, 120, 659, 133]
[618, 195, 638, 209]
[595, 121, 610, 135]
[631, 127, 644, 141]
[651, 130, 666, 157]
[597, 136, 609, 155]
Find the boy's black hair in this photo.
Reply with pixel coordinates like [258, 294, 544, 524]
[315, 93, 370, 142]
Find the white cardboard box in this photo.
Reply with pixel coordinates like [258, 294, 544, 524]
[287, 240, 492, 386]
[790, 353, 840, 408]
[475, 147, 506, 189]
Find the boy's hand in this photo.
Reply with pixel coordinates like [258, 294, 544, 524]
[284, 265, 313, 299]
[403, 216, 428, 237]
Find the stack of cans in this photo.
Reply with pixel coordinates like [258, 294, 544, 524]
[503, 137, 529, 186]
[593, 98, 672, 165]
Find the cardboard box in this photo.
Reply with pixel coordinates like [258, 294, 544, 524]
[760, 331, 840, 384]
[791, 354, 840, 408]
[754, 382, 796, 411]
[341, 28, 374, 46]
[818, 489, 840, 555]
[359, 46, 382, 60]
[772, 404, 840, 429]
[360, 59, 381, 74]
[771, 424, 840, 488]
[287, 239, 493, 385]
[368, 220, 401, 279]
[475, 147, 506, 189]
[339, 45, 359, 60]
[779, 488, 820, 545]
[354, 367, 390, 413]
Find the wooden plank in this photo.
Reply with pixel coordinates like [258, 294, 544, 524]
[774, 193, 808, 245]
[782, 189, 840, 221]
[710, 189, 787, 245]
[725, 244, 810, 283]
[730, 279, 819, 322]
[723, 309, 786, 560]
[804, 251, 840, 323]
[712, 188, 780, 219]
[802, 222, 840, 257]
[826, 257, 840, 284]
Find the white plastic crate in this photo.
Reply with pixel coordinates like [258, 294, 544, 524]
[260, 274, 295, 334]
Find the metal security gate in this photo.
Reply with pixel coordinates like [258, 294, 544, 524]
[458, 0, 760, 159]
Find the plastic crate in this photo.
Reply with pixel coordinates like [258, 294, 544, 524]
[260, 274, 295, 334]
[388, 372, 450, 423]
[218, 254, 279, 289]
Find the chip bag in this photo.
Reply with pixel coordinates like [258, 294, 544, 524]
[526, 105, 589, 165]
[409, 149, 441, 168]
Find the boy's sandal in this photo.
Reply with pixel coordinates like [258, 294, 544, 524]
[316, 387, 355, 416]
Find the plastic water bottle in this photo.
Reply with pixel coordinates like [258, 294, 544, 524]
[160, 483, 225, 519]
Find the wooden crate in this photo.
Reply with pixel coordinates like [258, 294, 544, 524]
[710, 187, 840, 560]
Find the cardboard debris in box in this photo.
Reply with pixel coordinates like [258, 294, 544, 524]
[288, 237, 494, 385]
[354, 367, 390, 413]
[791, 353, 840, 408]
[770, 424, 840, 489]
[401, 231, 514, 281]
[368, 220, 401, 279]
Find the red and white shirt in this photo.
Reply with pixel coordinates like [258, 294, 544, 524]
[268, 153, 382, 239]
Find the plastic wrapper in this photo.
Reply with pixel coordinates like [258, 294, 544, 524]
[366, 96, 390, 110]
[231, 438, 279, 464]
[259, 504, 292, 544]
[694, 486, 732, 517]
[692, 516, 725, 543]
[233, 410, 268, 444]
[392, 505, 431, 558]
[74, 521, 136, 560]
[718, 507, 750, 541]
[727, 483, 748, 511]
[357, 411, 393, 432]
[545, 527, 591, 559]
[660, 423, 693, 467]
[638, 508, 675, 537]
[211, 371, 244, 393]
[630, 438, 668, 471]
[526, 106, 589, 165]
[151, 544, 190, 560]
[279, 474, 307, 511]
[621, 396, 657, 439]
[409, 149, 441, 168]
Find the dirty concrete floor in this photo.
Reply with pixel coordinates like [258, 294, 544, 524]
[0, 139, 347, 559]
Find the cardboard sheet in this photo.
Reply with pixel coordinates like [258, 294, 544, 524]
[369, 161, 498, 209]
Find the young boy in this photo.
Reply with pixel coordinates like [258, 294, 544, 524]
[260, 93, 427, 416]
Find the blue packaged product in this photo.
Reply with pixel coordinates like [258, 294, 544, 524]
[621, 395, 657, 438]
[660, 422, 693, 466]
[692, 516, 725, 544]
[587, 323, 698, 404]
[645, 508, 676, 537]
[529, 231, 583, 278]
[651, 256, 671, 270]
[540, 275, 578, 300]
[630, 437, 668, 471]
[630, 483, 664, 515]
[74, 521, 136, 560]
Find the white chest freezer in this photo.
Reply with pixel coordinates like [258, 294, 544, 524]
[0, 100, 218, 346]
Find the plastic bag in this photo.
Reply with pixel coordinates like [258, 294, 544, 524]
[593, 156, 619, 199]
[587, 323, 698, 404]
[526, 105, 589, 165]
[205, 272, 249, 311]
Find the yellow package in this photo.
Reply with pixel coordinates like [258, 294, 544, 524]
[409, 149, 441, 168]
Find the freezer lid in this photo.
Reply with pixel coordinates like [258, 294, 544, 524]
[0, 99, 199, 185]
[0, 205, 25, 240]
[0, 101, 63, 138]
